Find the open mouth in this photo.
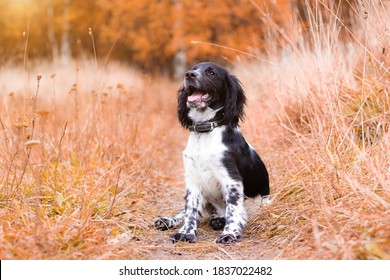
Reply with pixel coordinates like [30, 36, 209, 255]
[187, 86, 211, 104]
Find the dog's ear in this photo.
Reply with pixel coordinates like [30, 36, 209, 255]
[223, 75, 246, 128]
[177, 85, 192, 128]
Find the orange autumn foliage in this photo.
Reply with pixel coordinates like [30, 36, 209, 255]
[0, 0, 357, 76]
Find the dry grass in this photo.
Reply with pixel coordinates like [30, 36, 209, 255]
[1, 1, 390, 260]
[0, 61, 184, 259]
[236, 0, 390, 259]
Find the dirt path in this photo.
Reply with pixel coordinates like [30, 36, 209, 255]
[139, 185, 280, 259]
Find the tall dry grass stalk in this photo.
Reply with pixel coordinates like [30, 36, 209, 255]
[239, 0, 390, 259]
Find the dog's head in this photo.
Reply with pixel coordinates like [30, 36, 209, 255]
[177, 62, 246, 129]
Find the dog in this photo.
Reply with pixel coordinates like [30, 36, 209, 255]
[155, 62, 269, 244]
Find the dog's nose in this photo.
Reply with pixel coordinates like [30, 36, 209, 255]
[185, 70, 198, 80]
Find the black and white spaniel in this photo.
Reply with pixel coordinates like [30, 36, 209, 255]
[155, 62, 269, 244]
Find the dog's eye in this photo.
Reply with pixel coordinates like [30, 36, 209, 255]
[207, 69, 216, 76]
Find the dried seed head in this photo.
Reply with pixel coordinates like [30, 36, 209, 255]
[88, 28, 93, 36]
[24, 139, 41, 147]
[14, 121, 29, 129]
[37, 109, 50, 117]
[70, 83, 78, 93]
[37, 74, 42, 81]
[24, 139, 41, 154]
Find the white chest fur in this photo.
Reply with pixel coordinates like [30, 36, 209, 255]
[182, 127, 228, 201]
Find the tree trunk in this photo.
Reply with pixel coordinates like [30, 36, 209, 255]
[61, 0, 72, 65]
[47, 0, 59, 63]
[173, 0, 186, 80]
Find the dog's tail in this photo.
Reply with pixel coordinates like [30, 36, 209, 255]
[260, 195, 271, 206]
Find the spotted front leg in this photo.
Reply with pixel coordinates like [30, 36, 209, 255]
[171, 189, 204, 243]
[216, 183, 247, 244]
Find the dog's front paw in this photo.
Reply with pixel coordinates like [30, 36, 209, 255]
[209, 217, 226, 231]
[216, 232, 242, 244]
[155, 217, 173, 231]
[171, 232, 197, 243]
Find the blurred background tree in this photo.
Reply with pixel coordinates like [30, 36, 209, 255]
[0, 0, 358, 78]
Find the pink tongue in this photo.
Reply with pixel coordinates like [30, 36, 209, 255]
[188, 92, 204, 102]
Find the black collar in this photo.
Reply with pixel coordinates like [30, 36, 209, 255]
[188, 106, 224, 133]
[189, 121, 219, 133]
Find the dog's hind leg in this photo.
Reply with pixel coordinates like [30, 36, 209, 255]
[206, 203, 226, 231]
[155, 210, 185, 231]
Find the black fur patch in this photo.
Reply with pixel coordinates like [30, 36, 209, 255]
[226, 185, 240, 206]
[222, 129, 269, 197]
